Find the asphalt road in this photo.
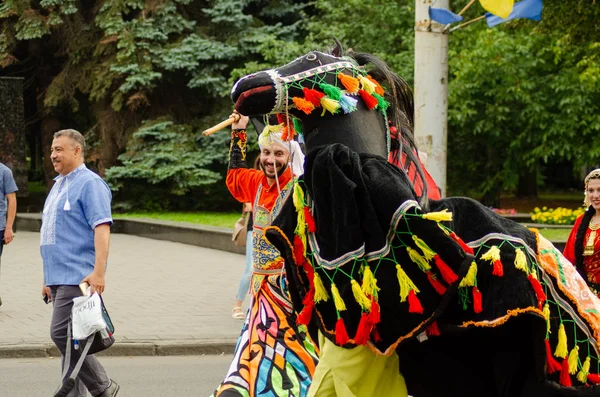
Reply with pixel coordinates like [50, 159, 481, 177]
[0, 355, 233, 396]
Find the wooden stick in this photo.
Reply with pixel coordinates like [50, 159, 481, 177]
[202, 114, 240, 136]
[449, 14, 486, 32]
[458, 0, 477, 15]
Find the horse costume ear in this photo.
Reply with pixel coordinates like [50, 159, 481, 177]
[331, 38, 343, 57]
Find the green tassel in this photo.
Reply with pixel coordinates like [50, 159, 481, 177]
[372, 93, 390, 113]
[319, 83, 342, 100]
[292, 118, 303, 135]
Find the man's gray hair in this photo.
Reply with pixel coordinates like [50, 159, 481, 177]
[54, 129, 85, 157]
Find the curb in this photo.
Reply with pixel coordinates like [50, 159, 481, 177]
[0, 340, 237, 359]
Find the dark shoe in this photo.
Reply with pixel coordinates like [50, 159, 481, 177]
[95, 380, 119, 397]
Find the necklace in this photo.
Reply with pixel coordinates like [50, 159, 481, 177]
[584, 221, 600, 256]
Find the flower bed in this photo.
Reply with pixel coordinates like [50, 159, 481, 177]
[530, 206, 584, 225]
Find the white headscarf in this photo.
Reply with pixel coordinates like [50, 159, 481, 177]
[584, 168, 600, 207]
[258, 130, 305, 177]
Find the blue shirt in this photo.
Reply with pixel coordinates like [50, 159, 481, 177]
[40, 164, 113, 286]
[0, 163, 18, 231]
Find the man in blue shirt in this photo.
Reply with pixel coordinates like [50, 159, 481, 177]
[41, 129, 119, 397]
[0, 162, 18, 308]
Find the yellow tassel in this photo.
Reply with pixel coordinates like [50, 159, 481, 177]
[481, 246, 501, 262]
[577, 356, 590, 383]
[292, 182, 305, 211]
[412, 235, 436, 261]
[438, 223, 451, 235]
[361, 265, 380, 296]
[331, 283, 347, 312]
[320, 97, 341, 115]
[543, 303, 551, 334]
[554, 324, 568, 358]
[407, 247, 432, 272]
[396, 264, 419, 302]
[568, 346, 579, 375]
[422, 209, 453, 222]
[358, 75, 377, 94]
[313, 272, 329, 302]
[459, 262, 478, 288]
[514, 248, 529, 274]
[351, 279, 372, 311]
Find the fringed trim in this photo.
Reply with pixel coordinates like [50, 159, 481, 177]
[434, 254, 459, 284]
[560, 358, 572, 387]
[337, 73, 360, 93]
[577, 357, 591, 383]
[514, 248, 529, 274]
[396, 264, 419, 302]
[351, 279, 372, 311]
[408, 289, 424, 314]
[339, 95, 358, 114]
[320, 97, 341, 115]
[449, 232, 475, 255]
[407, 246, 432, 272]
[458, 262, 478, 288]
[361, 265, 380, 296]
[568, 346, 579, 375]
[335, 317, 349, 345]
[426, 321, 440, 336]
[366, 74, 385, 95]
[427, 272, 447, 295]
[359, 89, 378, 110]
[554, 324, 568, 358]
[481, 246, 503, 277]
[528, 273, 547, 307]
[304, 206, 316, 233]
[313, 272, 329, 302]
[331, 283, 347, 311]
[303, 87, 324, 107]
[358, 75, 377, 94]
[319, 82, 342, 100]
[473, 287, 483, 314]
[545, 339, 562, 374]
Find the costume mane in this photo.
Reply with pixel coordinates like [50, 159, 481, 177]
[231, 44, 600, 397]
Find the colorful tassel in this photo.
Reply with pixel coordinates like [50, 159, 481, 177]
[588, 373, 600, 384]
[568, 346, 579, 375]
[577, 356, 591, 383]
[292, 118, 303, 135]
[313, 272, 329, 302]
[426, 321, 440, 336]
[449, 232, 474, 255]
[407, 246, 432, 272]
[396, 264, 419, 302]
[422, 209, 453, 222]
[335, 317, 349, 345]
[554, 324, 568, 358]
[339, 95, 358, 114]
[320, 97, 341, 115]
[473, 287, 483, 314]
[371, 326, 382, 342]
[303, 87, 324, 107]
[545, 339, 562, 374]
[304, 206, 316, 233]
[372, 93, 390, 113]
[528, 273, 547, 306]
[338, 73, 360, 93]
[368, 300, 381, 324]
[481, 246, 503, 276]
[354, 312, 372, 345]
[292, 97, 315, 115]
[560, 358, 572, 387]
[408, 289, 424, 314]
[361, 265, 380, 296]
[358, 75, 377, 94]
[434, 254, 459, 284]
[427, 272, 447, 295]
[412, 235, 436, 261]
[331, 283, 347, 312]
[293, 235, 305, 266]
[359, 89, 378, 110]
[351, 279, 372, 311]
[514, 248, 529, 274]
[297, 299, 314, 325]
[458, 262, 478, 288]
[366, 75, 385, 95]
[543, 303, 551, 335]
[319, 83, 342, 100]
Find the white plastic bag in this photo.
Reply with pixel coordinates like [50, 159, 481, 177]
[71, 293, 107, 341]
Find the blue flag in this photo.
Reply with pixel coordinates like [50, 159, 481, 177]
[486, 0, 543, 27]
[429, 7, 464, 24]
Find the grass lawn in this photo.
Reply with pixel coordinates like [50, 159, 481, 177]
[536, 228, 571, 241]
[114, 211, 240, 228]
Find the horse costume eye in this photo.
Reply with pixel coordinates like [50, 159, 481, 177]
[306, 53, 317, 61]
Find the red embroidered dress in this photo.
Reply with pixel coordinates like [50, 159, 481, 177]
[564, 214, 600, 295]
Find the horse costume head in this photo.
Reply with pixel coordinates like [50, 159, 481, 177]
[231, 42, 429, 205]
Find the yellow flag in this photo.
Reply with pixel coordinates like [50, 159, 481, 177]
[479, 0, 514, 19]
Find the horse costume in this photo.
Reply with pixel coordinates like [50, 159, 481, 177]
[230, 43, 600, 396]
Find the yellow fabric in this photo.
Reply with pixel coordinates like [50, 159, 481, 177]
[307, 331, 408, 397]
[479, 0, 514, 19]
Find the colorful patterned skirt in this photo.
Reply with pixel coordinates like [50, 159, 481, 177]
[212, 275, 319, 397]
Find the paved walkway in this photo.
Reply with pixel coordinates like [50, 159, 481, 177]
[0, 231, 246, 357]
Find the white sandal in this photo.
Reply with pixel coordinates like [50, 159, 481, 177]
[232, 307, 245, 320]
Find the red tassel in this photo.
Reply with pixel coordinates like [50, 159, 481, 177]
[335, 317, 350, 345]
[427, 272, 447, 295]
[297, 299, 314, 325]
[492, 259, 504, 277]
[559, 358, 572, 387]
[303, 87, 325, 107]
[528, 274, 547, 306]
[368, 300, 381, 325]
[545, 339, 562, 374]
[354, 313, 372, 345]
[293, 235, 305, 266]
[371, 326, 382, 342]
[426, 321, 440, 336]
[359, 89, 378, 110]
[588, 373, 600, 384]
[473, 287, 483, 313]
[408, 290, 424, 314]
[433, 254, 459, 284]
[449, 232, 474, 255]
[304, 206, 316, 233]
